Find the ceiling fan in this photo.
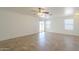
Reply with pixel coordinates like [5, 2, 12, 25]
[32, 8, 52, 18]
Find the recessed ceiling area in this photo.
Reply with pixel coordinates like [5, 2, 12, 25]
[1, 7, 79, 17]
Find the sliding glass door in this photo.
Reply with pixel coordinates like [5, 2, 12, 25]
[39, 20, 51, 32]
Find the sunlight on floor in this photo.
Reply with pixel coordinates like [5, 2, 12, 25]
[38, 32, 46, 47]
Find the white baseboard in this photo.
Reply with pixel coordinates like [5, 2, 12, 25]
[47, 31, 79, 36]
[0, 32, 39, 41]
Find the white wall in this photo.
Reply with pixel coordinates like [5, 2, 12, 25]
[46, 16, 79, 36]
[0, 9, 39, 41]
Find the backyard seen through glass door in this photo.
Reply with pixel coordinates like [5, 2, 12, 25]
[39, 21, 45, 32]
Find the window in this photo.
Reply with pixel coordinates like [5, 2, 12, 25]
[64, 8, 74, 16]
[64, 19, 74, 31]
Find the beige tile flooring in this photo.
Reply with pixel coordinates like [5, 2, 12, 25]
[0, 32, 79, 51]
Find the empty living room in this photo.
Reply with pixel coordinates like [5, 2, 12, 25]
[0, 7, 79, 51]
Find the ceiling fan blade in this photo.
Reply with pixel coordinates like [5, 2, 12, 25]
[43, 12, 49, 14]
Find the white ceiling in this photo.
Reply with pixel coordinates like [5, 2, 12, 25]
[0, 7, 79, 17]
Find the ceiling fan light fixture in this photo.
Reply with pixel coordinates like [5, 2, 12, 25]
[37, 12, 43, 16]
[38, 12, 50, 19]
